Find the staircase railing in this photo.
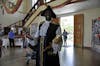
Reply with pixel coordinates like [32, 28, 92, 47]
[23, 0, 85, 27]
[22, 0, 40, 26]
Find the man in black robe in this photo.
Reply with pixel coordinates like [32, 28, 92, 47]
[35, 6, 61, 66]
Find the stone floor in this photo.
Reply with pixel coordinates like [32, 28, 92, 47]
[60, 47, 100, 66]
[0, 46, 100, 66]
[0, 48, 35, 66]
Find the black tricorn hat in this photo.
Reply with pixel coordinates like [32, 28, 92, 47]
[41, 6, 56, 18]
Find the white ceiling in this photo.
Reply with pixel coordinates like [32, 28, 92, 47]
[0, 11, 26, 26]
[54, 0, 100, 16]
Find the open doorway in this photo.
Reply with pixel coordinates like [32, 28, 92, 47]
[60, 15, 74, 47]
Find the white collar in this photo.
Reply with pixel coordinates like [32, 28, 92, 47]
[45, 21, 51, 23]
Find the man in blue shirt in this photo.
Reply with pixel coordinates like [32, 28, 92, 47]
[8, 30, 15, 47]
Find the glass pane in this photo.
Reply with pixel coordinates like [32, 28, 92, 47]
[44, 0, 51, 3]
[32, 0, 37, 6]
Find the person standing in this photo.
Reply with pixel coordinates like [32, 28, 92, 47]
[35, 6, 62, 66]
[21, 31, 26, 48]
[62, 29, 69, 46]
[8, 30, 15, 47]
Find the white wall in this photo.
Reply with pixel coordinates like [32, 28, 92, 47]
[59, 8, 100, 47]
[79, 8, 100, 47]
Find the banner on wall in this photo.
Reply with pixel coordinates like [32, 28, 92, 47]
[92, 18, 100, 47]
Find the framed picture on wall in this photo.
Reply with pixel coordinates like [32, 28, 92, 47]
[92, 19, 100, 47]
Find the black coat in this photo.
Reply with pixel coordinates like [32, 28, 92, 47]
[36, 22, 60, 66]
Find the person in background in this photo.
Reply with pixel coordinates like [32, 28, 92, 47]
[21, 31, 29, 55]
[21, 30, 26, 48]
[62, 29, 69, 47]
[8, 30, 15, 47]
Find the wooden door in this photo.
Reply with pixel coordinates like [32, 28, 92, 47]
[74, 14, 84, 47]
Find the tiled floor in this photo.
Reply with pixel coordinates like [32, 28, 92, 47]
[0, 46, 100, 66]
[0, 48, 35, 66]
[60, 47, 100, 66]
